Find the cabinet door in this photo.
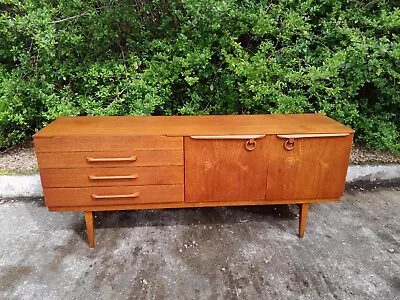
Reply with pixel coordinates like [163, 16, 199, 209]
[266, 134, 353, 200]
[185, 136, 269, 202]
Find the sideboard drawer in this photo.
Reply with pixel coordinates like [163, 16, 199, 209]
[34, 135, 183, 152]
[43, 185, 184, 207]
[40, 166, 184, 188]
[36, 150, 183, 168]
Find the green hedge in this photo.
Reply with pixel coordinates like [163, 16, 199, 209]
[1, 0, 399, 151]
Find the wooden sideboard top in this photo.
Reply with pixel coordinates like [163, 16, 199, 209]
[33, 113, 354, 138]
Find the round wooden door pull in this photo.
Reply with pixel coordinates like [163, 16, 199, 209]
[245, 139, 256, 151]
[284, 138, 295, 151]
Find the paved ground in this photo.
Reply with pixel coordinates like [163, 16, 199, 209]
[0, 188, 399, 300]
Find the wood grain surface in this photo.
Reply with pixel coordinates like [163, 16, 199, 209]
[34, 135, 183, 152]
[266, 134, 353, 200]
[185, 136, 270, 202]
[47, 198, 339, 212]
[298, 203, 310, 238]
[36, 150, 183, 168]
[43, 185, 184, 207]
[33, 114, 354, 138]
[84, 211, 94, 248]
[39, 166, 184, 188]
[33, 114, 355, 244]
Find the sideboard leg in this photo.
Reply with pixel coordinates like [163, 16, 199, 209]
[299, 203, 310, 238]
[84, 211, 95, 248]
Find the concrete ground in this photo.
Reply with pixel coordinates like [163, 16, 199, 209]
[0, 188, 399, 300]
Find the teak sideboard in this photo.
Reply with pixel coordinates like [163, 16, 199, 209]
[33, 114, 354, 248]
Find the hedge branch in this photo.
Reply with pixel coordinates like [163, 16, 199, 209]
[50, 15, 81, 24]
[49, 7, 106, 24]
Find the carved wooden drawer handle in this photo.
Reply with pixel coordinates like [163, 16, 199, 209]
[86, 156, 137, 162]
[245, 139, 256, 151]
[91, 193, 140, 199]
[89, 174, 138, 180]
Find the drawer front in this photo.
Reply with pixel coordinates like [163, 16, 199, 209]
[266, 134, 353, 200]
[39, 166, 184, 188]
[36, 150, 183, 168]
[34, 135, 183, 152]
[43, 185, 184, 207]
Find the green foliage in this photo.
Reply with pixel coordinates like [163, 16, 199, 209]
[0, 0, 399, 151]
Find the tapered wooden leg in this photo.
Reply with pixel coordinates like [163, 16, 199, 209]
[84, 211, 95, 248]
[299, 203, 310, 238]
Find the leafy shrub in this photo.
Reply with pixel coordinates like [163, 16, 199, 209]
[0, 0, 399, 151]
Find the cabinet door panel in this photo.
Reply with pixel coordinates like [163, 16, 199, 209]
[266, 135, 353, 200]
[185, 137, 269, 202]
